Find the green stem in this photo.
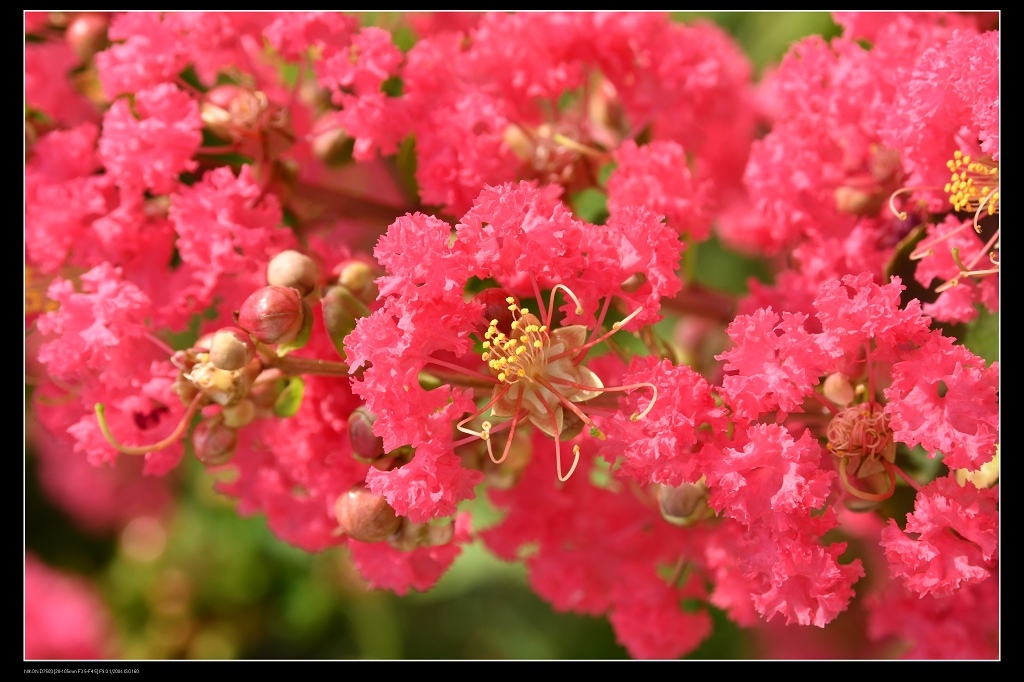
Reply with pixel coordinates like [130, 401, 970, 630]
[271, 354, 350, 377]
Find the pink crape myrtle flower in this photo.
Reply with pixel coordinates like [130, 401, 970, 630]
[22, 10, 999, 660]
[314, 12, 755, 218]
[880, 474, 998, 598]
[98, 83, 202, 195]
[730, 12, 998, 326]
[348, 180, 681, 520]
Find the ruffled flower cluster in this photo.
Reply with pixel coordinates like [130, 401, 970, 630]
[25, 11, 998, 660]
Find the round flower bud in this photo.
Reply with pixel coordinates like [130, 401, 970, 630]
[200, 85, 242, 141]
[388, 519, 455, 552]
[221, 398, 256, 429]
[65, 12, 108, 62]
[249, 368, 286, 412]
[823, 372, 855, 407]
[620, 272, 647, 294]
[348, 407, 385, 460]
[321, 285, 370, 359]
[333, 485, 401, 543]
[657, 481, 708, 525]
[208, 327, 255, 371]
[267, 250, 319, 298]
[333, 259, 380, 304]
[311, 127, 352, 166]
[192, 419, 238, 466]
[238, 286, 306, 346]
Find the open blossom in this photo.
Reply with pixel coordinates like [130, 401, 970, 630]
[881, 474, 998, 598]
[321, 12, 754, 217]
[349, 180, 681, 520]
[98, 83, 202, 195]
[884, 333, 999, 471]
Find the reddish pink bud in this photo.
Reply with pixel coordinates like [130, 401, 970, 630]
[192, 419, 238, 466]
[238, 286, 306, 346]
[267, 250, 319, 298]
[348, 407, 385, 460]
[208, 327, 255, 371]
[333, 485, 401, 543]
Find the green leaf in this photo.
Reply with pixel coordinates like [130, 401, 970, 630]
[963, 307, 999, 364]
[570, 188, 609, 224]
[273, 377, 305, 417]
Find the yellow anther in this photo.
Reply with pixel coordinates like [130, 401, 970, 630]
[533, 340, 543, 348]
[498, 372, 506, 382]
[516, 346, 527, 355]
[506, 296, 515, 304]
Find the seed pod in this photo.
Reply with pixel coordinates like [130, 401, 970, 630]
[192, 419, 238, 466]
[333, 485, 401, 543]
[208, 327, 256, 371]
[267, 250, 319, 298]
[238, 286, 306, 346]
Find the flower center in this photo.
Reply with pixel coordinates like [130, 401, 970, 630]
[456, 292, 656, 482]
[481, 298, 603, 441]
[827, 402, 898, 502]
[945, 151, 999, 218]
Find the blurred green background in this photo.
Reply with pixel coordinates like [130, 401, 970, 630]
[24, 12, 845, 660]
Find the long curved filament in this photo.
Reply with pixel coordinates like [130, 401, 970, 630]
[95, 393, 204, 456]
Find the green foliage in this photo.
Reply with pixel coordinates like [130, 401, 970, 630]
[273, 377, 305, 417]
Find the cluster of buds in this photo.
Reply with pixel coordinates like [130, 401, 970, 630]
[181, 249, 325, 464]
[96, 250, 355, 465]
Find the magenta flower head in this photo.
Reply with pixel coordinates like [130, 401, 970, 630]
[346, 181, 682, 522]
[238, 285, 308, 346]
